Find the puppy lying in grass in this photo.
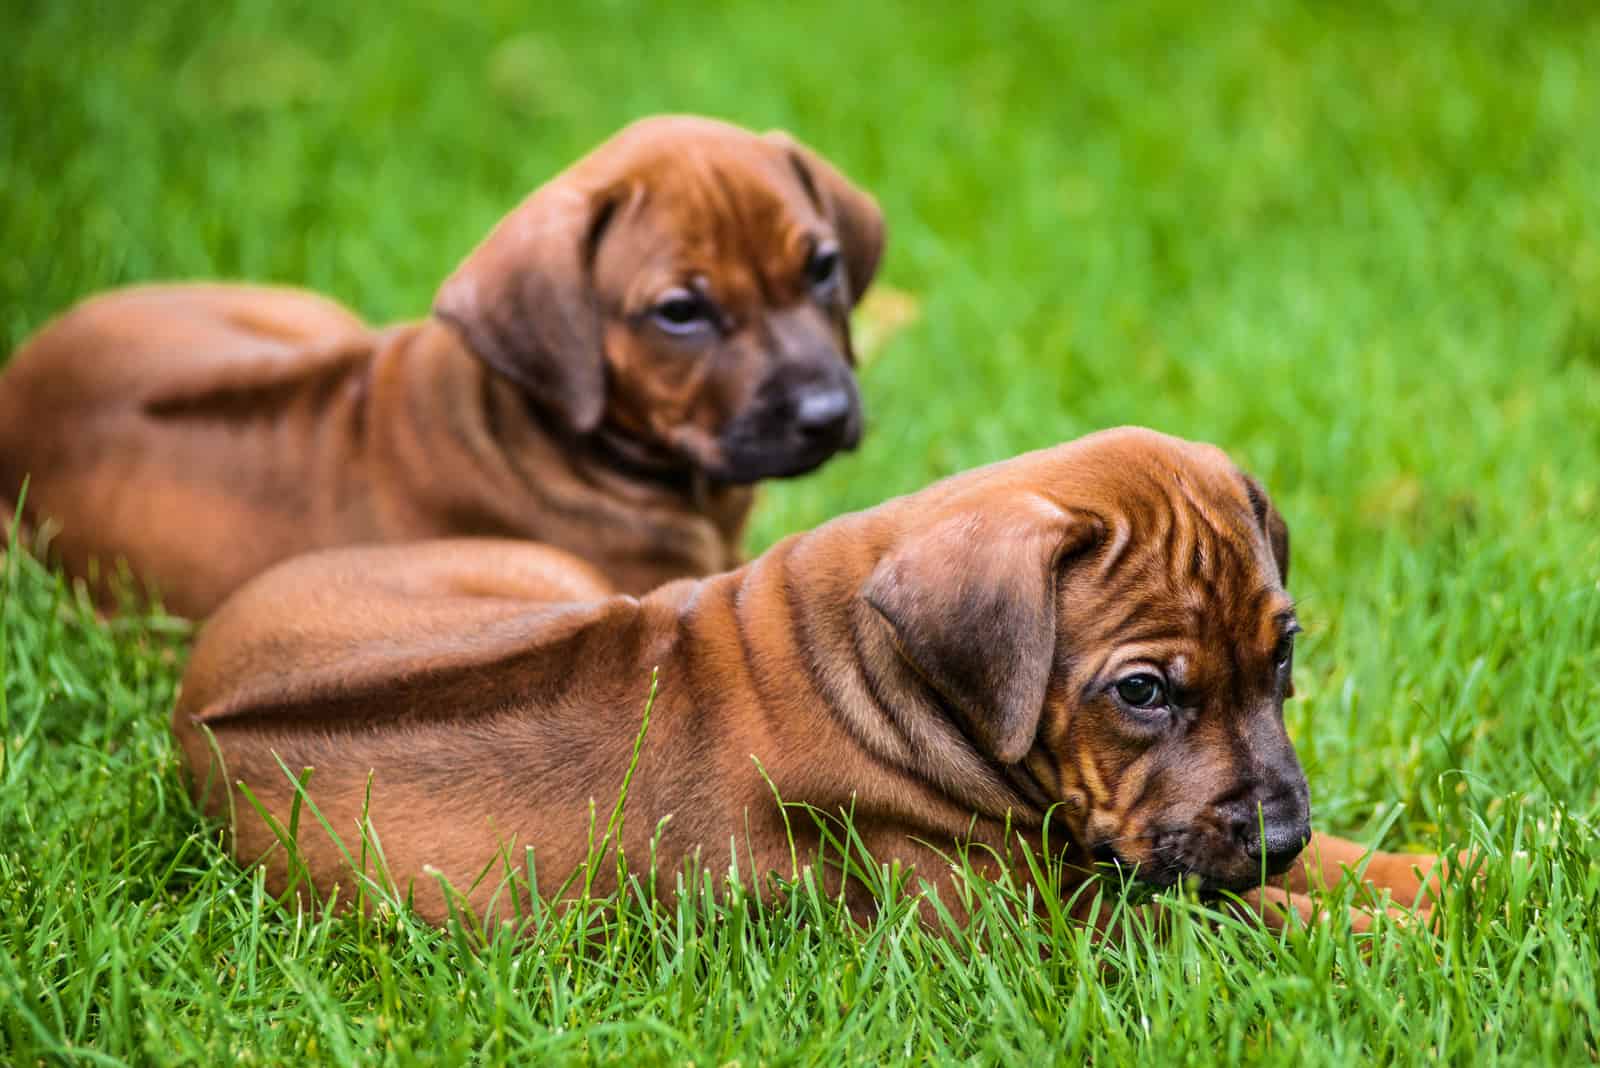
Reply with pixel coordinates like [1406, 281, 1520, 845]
[0, 115, 882, 616]
[173, 427, 1444, 929]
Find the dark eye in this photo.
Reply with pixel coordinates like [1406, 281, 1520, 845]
[1113, 673, 1167, 711]
[651, 291, 712, 336]
[806, 243, 841, 290]
[1274, 633, 1296, 669]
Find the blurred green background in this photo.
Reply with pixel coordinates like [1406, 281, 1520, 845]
[3, 1, 1599, 1062]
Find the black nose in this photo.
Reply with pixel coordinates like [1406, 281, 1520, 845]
[1241, 820, 1312, 873]
[793, 387, 852, 440]
[1224, 796, 1311, 874]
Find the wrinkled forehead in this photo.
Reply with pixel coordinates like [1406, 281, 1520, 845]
[1061, 453, 1291, 645]
[591, 140, 821, 272]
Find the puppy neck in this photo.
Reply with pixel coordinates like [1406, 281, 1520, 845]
[710, 510, 1054, 830]
[387, 322, 750, 588]
[577, 418, 709, 499]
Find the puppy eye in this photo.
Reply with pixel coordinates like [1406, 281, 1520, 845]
[1274, 633, 1296, 669]
[1113, 673, 1167, 711]
[806, 243, 841, 290]
[651, 291, 713, 336]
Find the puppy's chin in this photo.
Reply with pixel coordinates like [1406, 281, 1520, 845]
[711, 441, 857, 483]
[706, 418, 864, 484]
[1092, 839, 1303, 896]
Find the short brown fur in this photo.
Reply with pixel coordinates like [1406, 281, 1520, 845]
[174, 428, 1442, 928]
[0, 115, 883, 617]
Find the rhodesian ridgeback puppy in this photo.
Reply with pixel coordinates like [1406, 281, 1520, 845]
[173, 427, 1443, 929]
[0, 115, 883, 617]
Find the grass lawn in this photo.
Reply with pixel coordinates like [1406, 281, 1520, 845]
[4, 0, 1600, 1063]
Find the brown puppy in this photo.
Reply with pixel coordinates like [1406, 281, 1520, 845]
[0, 115, 883, 617]
[173, 428, 1442, 928]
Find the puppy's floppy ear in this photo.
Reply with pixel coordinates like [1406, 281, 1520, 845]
[1241, 471, 1295, 695]
[862, 496, 1098, 765]
[764, 131, 885, 307]
[434, 183, 621, 435]
[1240, 473, 1290, 585]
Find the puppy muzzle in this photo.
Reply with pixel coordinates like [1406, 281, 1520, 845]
[711, 368, 863, 483]
[1093, 787, 1313, 894]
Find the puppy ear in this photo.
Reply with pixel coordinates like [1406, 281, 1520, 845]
[1241, 473, 1290, 585]
[764, 131, 885, 307]
[1240, 472, 1294, 695]
[862, 497, 1097, 765]
[433, 184, 620, 435]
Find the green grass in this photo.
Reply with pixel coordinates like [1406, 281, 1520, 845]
[4, 0, 1600, 1063]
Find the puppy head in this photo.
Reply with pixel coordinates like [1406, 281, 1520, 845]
[863, 428, 1310, 892]
[435, 115, 884, 483]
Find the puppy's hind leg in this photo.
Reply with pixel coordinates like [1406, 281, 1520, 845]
[178, 538, 620, 734]
[389, 539, 617, 604]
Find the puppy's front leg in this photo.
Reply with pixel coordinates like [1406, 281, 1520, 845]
[1236, 884, 1431, 934]
[1280, 832, 1444, 909]
[1069, 881, 1418, 942]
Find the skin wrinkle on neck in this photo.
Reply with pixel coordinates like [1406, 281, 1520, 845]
[674, 516, 1047, 836]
